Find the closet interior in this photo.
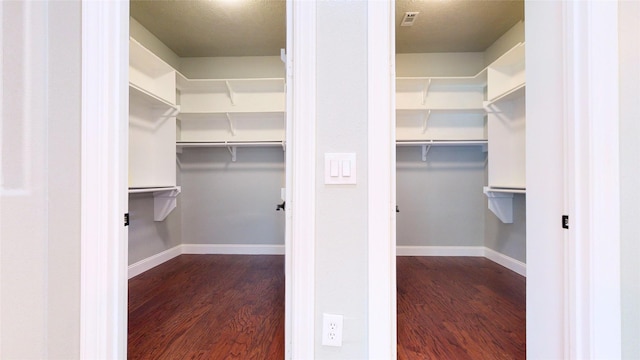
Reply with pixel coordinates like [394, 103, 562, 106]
[127, 6, 286, 276]
[395, 3, 526, 273]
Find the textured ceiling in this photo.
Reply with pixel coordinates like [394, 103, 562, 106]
[130, 0, 286, 57]
[130, 0, 524, 58]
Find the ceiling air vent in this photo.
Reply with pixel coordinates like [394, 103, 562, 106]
[401, 12, 419, 27]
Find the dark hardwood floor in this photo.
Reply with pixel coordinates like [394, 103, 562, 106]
[129, 255, 525, 359]
[397, 256, 526, 360]
[128, 255, 285, 360]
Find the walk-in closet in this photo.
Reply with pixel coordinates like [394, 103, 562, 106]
[394, 1, 526, 358]
[126, 0, 526, 357]
[126, 1, 286, 357]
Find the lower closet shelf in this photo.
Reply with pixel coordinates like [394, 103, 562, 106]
[483, 186, 526, 224]
[128, 186, 181, 221]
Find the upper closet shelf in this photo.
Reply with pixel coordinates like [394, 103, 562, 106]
[396, 69, 487, 91]
[486, 42, 525, 103]
[483, 83, 525, 109]
[176, 73, 285, 94]
[129, 38, 176, 106]
[129, 83, 179, 112]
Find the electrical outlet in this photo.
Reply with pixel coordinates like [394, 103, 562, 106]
[322, 313, 343, 347]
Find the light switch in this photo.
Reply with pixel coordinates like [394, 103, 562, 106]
[330, 160, 340, 177]
[324, 153, 357, 185]
[342, 160, 351, 177]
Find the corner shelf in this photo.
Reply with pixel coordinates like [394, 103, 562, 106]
[176, 141, 285, 162]
[128, 186, 181, 222]
[397, 140, 488, 161]
[483, 186, 526, 224]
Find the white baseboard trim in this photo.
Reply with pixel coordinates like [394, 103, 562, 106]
[128, 245, 182, 279]
[129, 244, 524, 278]
[483, 247, 526, 277]
[396, 246, 485, 257]
[181, 244, 285, 255]
[128, 244, 285, 278]
[397, 245, 526, 277]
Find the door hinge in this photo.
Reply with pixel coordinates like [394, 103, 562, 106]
[124, 213, 130, 227]
[562, 215, 569, 229]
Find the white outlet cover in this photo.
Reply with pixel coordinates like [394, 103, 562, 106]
[322, 313, 344, 347]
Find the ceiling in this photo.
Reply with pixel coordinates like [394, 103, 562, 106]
[130, 0, 523, 57]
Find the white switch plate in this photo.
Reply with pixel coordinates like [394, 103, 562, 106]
[324, 153, 357, 185]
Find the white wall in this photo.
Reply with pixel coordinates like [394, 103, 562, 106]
[180, 56, 284, 79]
[179, 147, 285, 246]
[619, 1, 640, 357]
[484, 20, 525, 67]
[315, 1, 369, 358]
[130, 17, 181, 70]
[396, 147, 486, 248]
[396, 52, 484, 77]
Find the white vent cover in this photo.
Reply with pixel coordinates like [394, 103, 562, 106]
[401, 12, 419, 27]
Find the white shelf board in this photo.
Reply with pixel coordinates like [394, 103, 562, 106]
[129, 83, 178, 111]
[176, 72, 285, 93]
[484, 186, 526, 194]
[177, 140, 285, 148]
[396, 70, 487, 91]
[396, 139, 487, 146]
[484, 83, 526, 107]
[483, 186, 525, 224]
[178, 111, 284, 120]
[396, 107, 486, 114]
[128, 186, 181, 222]
[128, 186, 180, 194]
[490, 42, 525, 69]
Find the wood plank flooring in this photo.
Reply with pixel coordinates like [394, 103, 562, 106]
[397, 256, 526, 360]
[128, 255, 525, 359]
[128, 255, 285, 360]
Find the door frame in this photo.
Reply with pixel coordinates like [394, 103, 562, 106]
[79, 0, 623, 358]
[80, 1, 129, 358]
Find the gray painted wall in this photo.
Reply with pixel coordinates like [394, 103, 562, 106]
[619, 1, 640, 357]
[315, 2, 369, 357]
[128, 190, 183, 264]
[396, 146, 486, 247]
[484, 195, 526, 262]
[179, 147, 285, 245]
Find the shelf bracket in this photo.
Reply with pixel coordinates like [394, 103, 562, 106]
[421, 144, 431, 161]
[225, 113, 236, 136]
[227, 145, 237, 162]
[422, 109, 431, 133]
[152, 186, 181, 222]
[225, 80, 236, 105]
[483, 186, 516, 223]
[281, 141, 286, 152]
[422, 78, 432, 105]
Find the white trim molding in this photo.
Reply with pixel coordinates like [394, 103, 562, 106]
[128, 244, 285, 279]
[397, 246, 484, 257]
[182, 244, 285, 255]
[397, 246, 526, 277]
[368, 1, 396, 358]
[286, 0, 317, 358]
[128, 246, 182, 279]
[483, 248, 526, 277]
[80, 1, 129, 359]
[564, 1, 621, 358]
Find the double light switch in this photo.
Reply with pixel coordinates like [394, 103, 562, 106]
[325, 153, 357, 185]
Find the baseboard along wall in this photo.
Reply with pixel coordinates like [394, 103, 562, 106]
[129, 244, 525, 279]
